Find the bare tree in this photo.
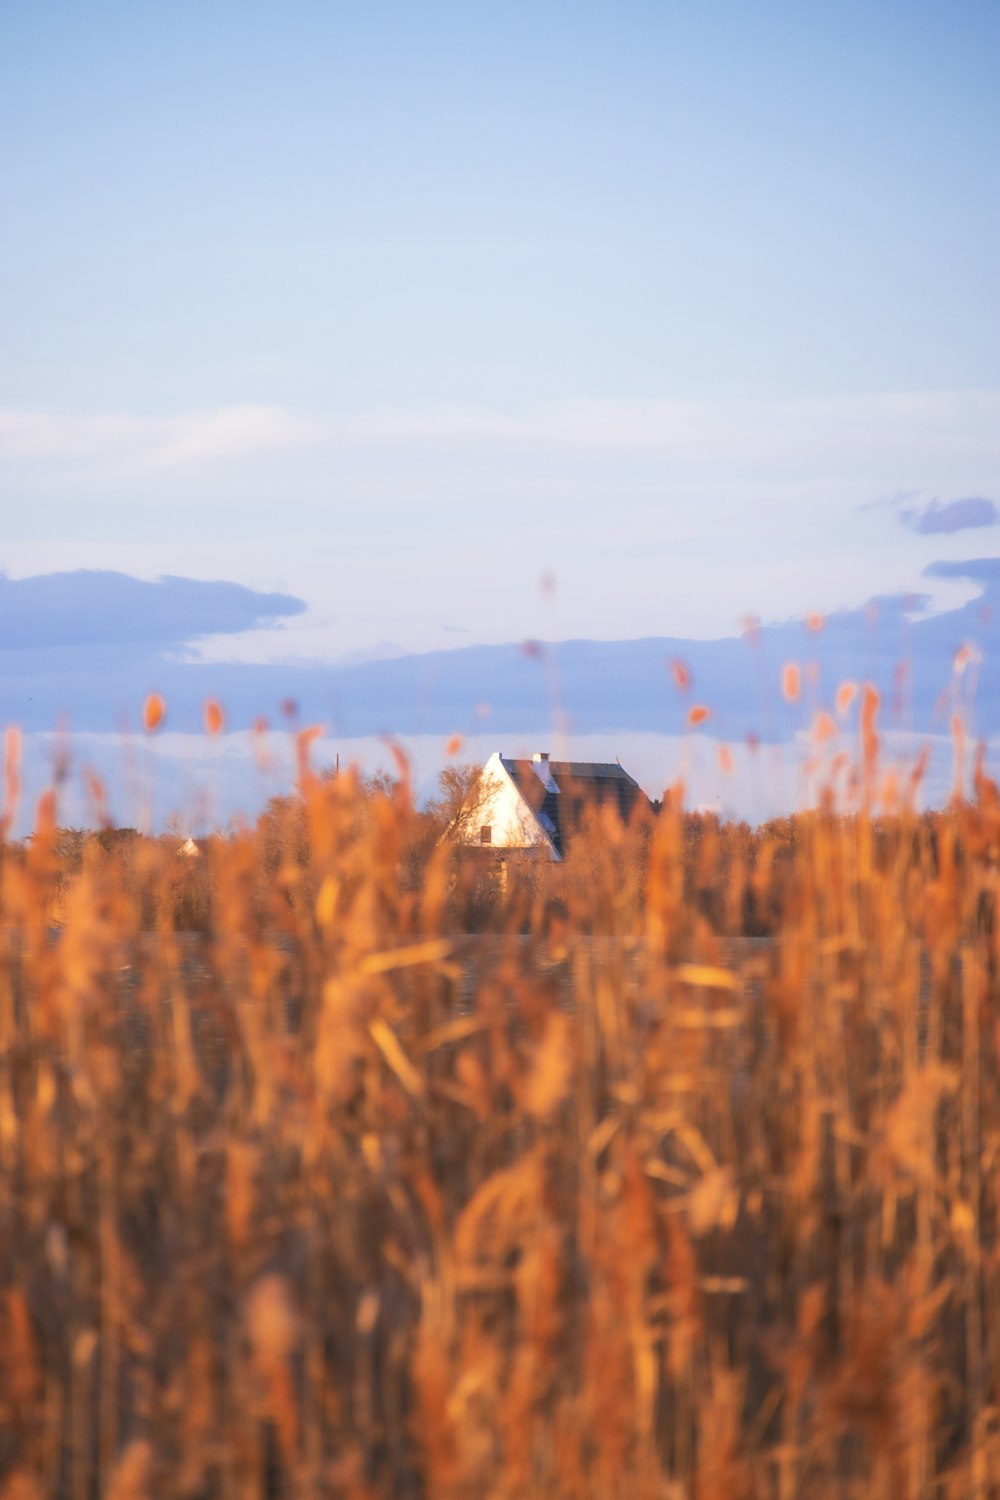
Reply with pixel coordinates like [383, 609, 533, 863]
[430, 764, 500, 845]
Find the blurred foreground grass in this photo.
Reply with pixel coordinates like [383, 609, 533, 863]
[1, 743, 999, 1499]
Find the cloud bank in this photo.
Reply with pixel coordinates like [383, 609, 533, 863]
[901, 496, 997, 534]
[2, 559, 997, 834]
[0, 560, 997, 745]
[0, 570, 305, 652]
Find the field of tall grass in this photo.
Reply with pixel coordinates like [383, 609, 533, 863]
[1, 709, 999, 1498]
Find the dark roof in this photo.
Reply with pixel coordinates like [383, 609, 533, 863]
[500, 757, 649, 858]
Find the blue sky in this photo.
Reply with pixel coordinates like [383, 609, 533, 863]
[3, 3, 998, 410]
[1, 2, 999, 820]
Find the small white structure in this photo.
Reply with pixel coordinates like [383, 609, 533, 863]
[177, 837, 201, 859]
[453, 751, 648, 862]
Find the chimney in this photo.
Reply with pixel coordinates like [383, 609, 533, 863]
[533, 751, 549, 762]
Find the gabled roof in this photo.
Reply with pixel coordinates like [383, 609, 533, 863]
[500, 757, 648, 858]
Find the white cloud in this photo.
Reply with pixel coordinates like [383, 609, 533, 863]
[2, 389, 999, 656]
[384, 389, 998, 462]
[2, 390, 999, 494]
[156, 405, 317, 465]
[0, 403, 317, 484]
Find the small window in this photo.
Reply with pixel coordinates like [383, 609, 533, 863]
[480, 825, 492, 844]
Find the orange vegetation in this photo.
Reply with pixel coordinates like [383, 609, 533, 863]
[0, 741, 999, 1497]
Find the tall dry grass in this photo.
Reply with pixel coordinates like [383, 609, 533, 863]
[0, 725, 999, 1498]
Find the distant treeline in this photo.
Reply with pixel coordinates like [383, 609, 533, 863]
[7, 763, 983, 940]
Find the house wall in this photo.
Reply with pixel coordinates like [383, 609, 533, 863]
[456, 751, 556, 858]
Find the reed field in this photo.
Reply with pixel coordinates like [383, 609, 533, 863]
[1, 709, 999, 1499]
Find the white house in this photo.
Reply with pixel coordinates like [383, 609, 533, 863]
[453, 751, 649, 862]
